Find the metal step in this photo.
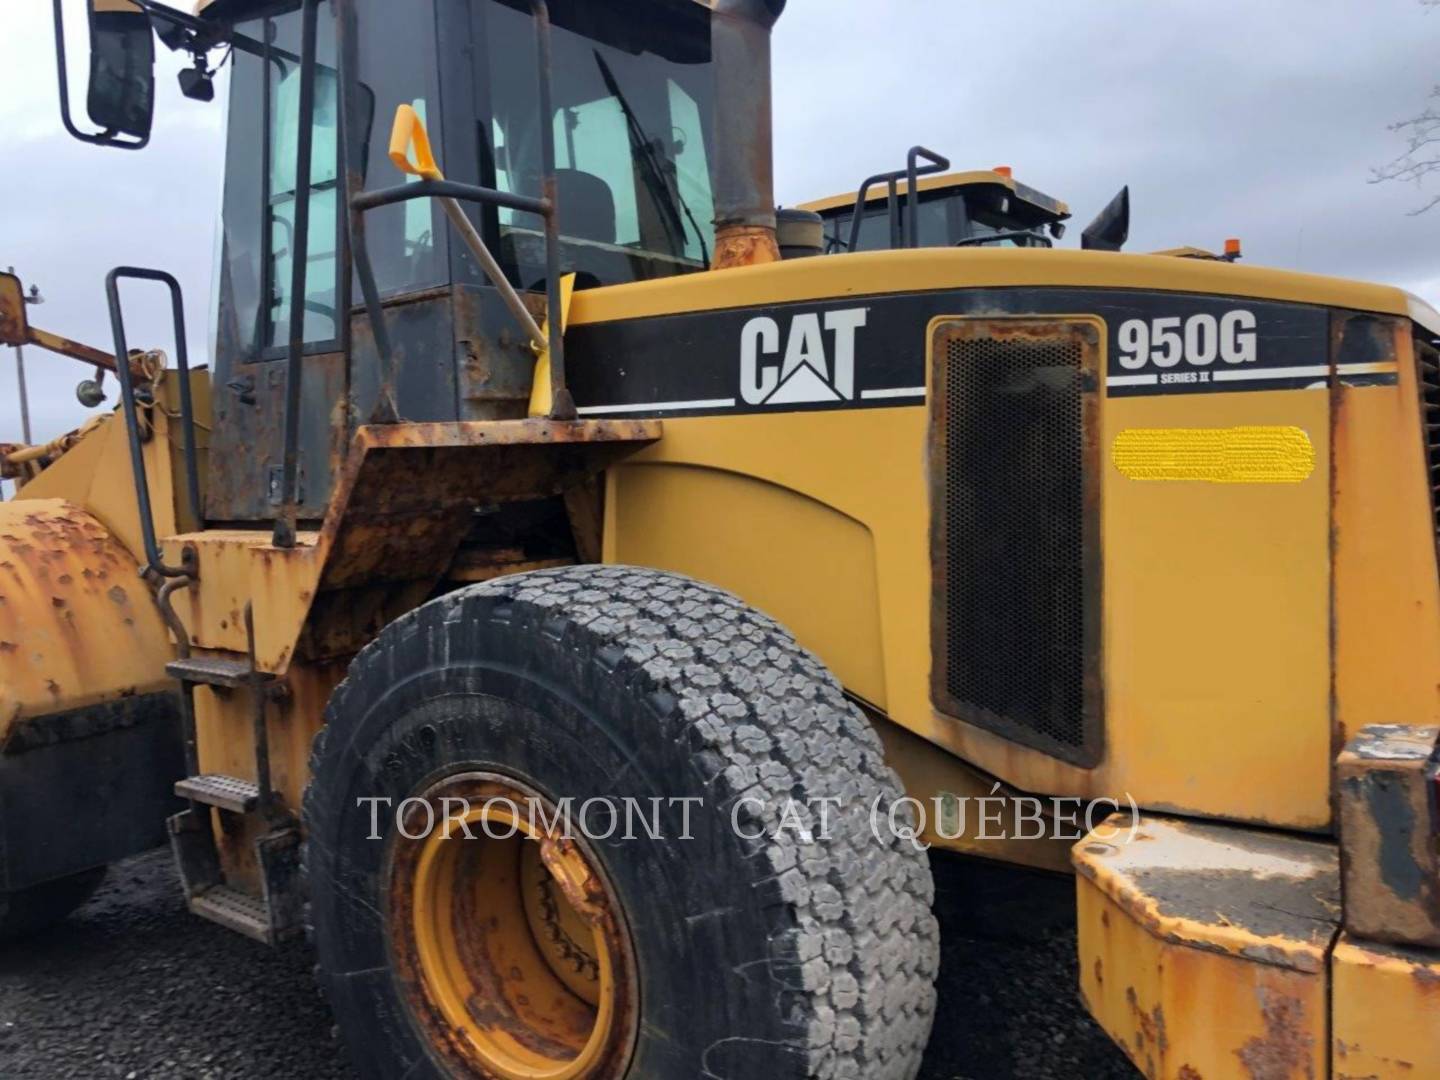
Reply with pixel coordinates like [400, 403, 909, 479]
[190, 885, 272, 944]
[175, 773, 260, 814]
[166, 655, 268, 689]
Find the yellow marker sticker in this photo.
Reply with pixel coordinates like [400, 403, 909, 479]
[1112, 426, 1315, 484]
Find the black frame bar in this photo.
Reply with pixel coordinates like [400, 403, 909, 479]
[352, 179, 549, 218]
[271, 0, 320, 548]
[105, 266, 203, 577]
[533, 0, 569, 417]
[846, 146, 950, 254]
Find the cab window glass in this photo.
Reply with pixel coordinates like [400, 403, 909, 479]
[268, 27, 339, 348]
[350, 0, 444, 297]
[470, 0, 717, 287]
[215, 0, 445, 363]
[831, 193, 953, 251]
[554, 99, 641, 244]
[215, 4, 340, 358]
[668, 79, 714, 265]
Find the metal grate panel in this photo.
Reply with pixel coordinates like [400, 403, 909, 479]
[930, 319, 1102, 766]
[1418, 337, 1440, 551]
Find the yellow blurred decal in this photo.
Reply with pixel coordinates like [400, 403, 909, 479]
[1111, 425, 1315, 483]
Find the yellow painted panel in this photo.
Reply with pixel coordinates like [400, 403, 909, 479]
[194, 659, 345, 813]
[1078, 881, 1328, 1080]
[19, 371, 210, 559]
[1333, 345, 1440, 747]
[1331, 933, 1440, 1078]
[163, 528, 323, 667]
[609, 461, 889, 707]
[618, 378, 1335, 828]
[1076, 815, 1336, 1079]
[871, 715, 1072, 873]
[604, 409, 932, 725]
[1101, 388, 1332, 828]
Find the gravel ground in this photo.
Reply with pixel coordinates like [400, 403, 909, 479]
[0, 848, 1137, 1079]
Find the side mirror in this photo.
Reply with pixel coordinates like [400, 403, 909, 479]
[87, 0, 155, 137]
[1081, 185, 1130, 253]
[52, 0, 155, 149]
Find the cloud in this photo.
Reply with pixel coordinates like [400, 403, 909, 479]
[772, 0, 1440, 297]
[3, 1, 1440, 454]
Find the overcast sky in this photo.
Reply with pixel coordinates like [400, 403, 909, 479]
[3, 0, 1440, 455]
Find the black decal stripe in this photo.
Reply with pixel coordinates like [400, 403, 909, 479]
[565, 287, 1338, 414]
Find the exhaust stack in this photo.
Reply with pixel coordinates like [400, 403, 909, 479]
[712, 0, 785, 269]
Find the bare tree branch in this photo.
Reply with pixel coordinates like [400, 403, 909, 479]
[1372, 1, 1440, 211]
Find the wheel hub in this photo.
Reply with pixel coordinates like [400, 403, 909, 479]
[387, 772, 636, 1080]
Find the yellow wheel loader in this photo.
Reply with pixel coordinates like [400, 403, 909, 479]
[3, 1, 1438, 1077]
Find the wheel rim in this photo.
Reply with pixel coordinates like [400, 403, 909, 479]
[387, 772, 636, 1080]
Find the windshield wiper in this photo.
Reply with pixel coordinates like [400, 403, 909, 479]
[592, 51, 709, 269]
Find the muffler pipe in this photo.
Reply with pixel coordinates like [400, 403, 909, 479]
[712, 0, 785, 269]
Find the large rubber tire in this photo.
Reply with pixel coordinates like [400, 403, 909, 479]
[0, 866, 107, 941]
[305, 566, 939, 1080]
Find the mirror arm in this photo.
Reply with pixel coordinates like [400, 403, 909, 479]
[51, 0, 149, 149]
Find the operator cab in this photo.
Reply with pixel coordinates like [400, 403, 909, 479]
[799, 168, 1070, 252]
[175, 0, 747, 521]
[213, 0, 719, 358]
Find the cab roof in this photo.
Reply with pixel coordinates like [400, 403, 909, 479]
[798, 170, 1070, 221]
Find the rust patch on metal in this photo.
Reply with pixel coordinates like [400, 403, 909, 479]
[1234, 988, 1313, 1080]
[176, 419, 660, 673]
[447, 547, 573, 584]
[1126, 985, 1169, 1060]
[712, 224, 780, 269]
[1178, 1066, 1203, 1080]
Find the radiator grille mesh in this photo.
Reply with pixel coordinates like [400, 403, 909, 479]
[1420, 337, 1440, 548]
[932, 323, 1099, 763]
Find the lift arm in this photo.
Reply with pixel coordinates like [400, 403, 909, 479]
[0, 270, 148, 378]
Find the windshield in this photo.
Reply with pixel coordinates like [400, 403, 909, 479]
[215, 1, 445, 363]
[959, 188, 1053, 248]
[216, 6, 341, 359]
[826, 195, 949, 252]
[822, 189, 1054, 252]
[470, 0, 717, 287]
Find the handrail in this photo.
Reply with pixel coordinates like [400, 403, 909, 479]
[904, 147, 949, 250]
[370, 113, 550, 351]
[846, 146, 951, 254]
[352, 178, 549, 219]
[104, 266, 203, 577]
[354, 178, 553, 349]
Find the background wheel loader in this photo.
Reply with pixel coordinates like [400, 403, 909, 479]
[3, 1, 1439, 1077]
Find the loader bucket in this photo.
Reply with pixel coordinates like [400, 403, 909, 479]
[0, 499, 183, 895]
